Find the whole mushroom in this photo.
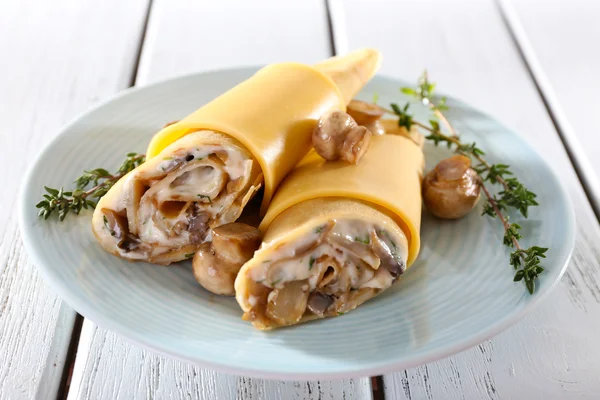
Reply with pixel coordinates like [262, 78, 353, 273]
[346, 100, 386, 135]
[312, 110, 371, 164]
[192, 223, 261, 296]
[422, 155, 481, 219]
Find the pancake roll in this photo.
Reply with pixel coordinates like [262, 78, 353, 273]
[235, 134, 424, 329]
[91, 49, 382, 264]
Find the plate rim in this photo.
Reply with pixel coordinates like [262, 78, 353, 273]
[18, 67, 576, 380]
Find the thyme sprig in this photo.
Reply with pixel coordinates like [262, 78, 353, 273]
[36, 153, 145, 221]
[389, 71, 546, 294]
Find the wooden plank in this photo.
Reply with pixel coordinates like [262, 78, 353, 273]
[330, 0, 600, 398]
[136, 0, 333, 85]
[70, 321, 370, 400]
[0, 0, 150, 398]
[67, 1, 372, 399]
[498, 0, 600, 212]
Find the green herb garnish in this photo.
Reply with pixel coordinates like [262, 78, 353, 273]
[184, 253, 195, 259]
[354, 235, 370, 244]
[197, 194, 212, 204]
[36, 153, 145, 221]
[390, 70, 545, 294]
[309, 256, 316, 270]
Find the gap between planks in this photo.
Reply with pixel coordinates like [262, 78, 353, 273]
[496, 0, 600, 220]
[60, 1, 155, 399]
[323, 0, 383, 397]
[128, 0, 156, 88]
[57, 315, 84, 400]
[324, 1, 384, 399]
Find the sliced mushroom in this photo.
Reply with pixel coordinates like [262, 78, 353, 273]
[169, 165, 225, 201]
[127, 179, 148, 235]
[327, 233, 379, 269]
[264, 221, 334, 286]
[346, 99, 386, 135]
[318, 263, 340, 289]
[323, 265, 353, 296]
[102, 208, 128, 241]
[422, 155, 481, 219]
[119, 233, 142, 252]
[312, 111, 372, 164]
[102, 208, 151, 255]
[371, 231, 405, 280]
[187, 206, 209, 244]
[192, 243, 240, 296]
[211, 223, 261, 265]
[307, 292, 334, 317]
[265, 279, 310, 325]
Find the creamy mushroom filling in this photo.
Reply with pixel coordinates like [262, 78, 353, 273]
[98, 132, 262, 264]
[243, 219, 407, 327]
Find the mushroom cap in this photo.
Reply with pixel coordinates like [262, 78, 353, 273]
[312, 111, 372, 164]
[423, 155, 481, 219]
[211, 223, 261, 265]
[192, 243, 240, 296]
[346, 99, 386, 126]
[312, 111, 357, 161]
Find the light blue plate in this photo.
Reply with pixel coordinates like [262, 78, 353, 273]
[19, 68, 575, 380]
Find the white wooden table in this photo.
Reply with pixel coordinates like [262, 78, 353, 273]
[3, 0, 600, 398]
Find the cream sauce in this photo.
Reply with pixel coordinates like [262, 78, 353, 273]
[250, 219, 407, 292]
[137, 144, 249, 247]
[98, 130, 260, 261]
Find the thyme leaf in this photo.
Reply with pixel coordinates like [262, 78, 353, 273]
[392, 70, 546, 294]
[36, 153, 145, 221]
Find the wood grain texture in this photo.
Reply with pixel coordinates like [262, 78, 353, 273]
[67, 1, 371, 399]
[330, 0, 600, 398]
[498, 0, 600, 213]
[0, 0, 150, 398]
[136, 0, 333, 85]
[70, 321, 370, 400]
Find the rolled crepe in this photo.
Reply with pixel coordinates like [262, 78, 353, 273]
[91, 49, 381, 264]
[235, 135, 424, 329]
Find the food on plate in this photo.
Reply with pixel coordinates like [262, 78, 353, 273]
[311, 111, 371, 164]
[91, 49, 382, 264]
[394, 70, 544, 294]
[422, 155, 481, 219]
[92, 133, 262, 264]
[346, 99, 386, 135]
[34, 56, 546, 326]
[235, 134, 424, 329]
[192, 223, 261, 296]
